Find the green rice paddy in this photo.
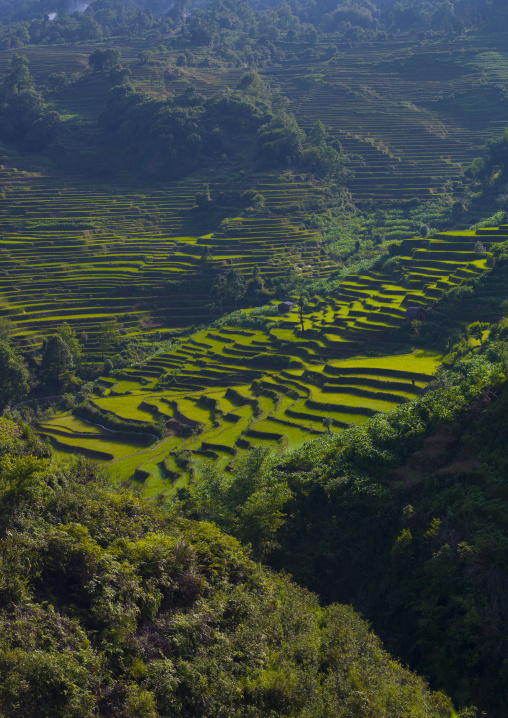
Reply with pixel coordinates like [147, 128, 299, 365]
[39, 224, 508, 495]
[3, 37, 506, 491]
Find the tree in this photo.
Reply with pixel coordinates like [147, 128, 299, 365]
[98, 321, 121, 359]
[452, 200, 467, 221]
[247, 264, 265, 296]
[138, 50, 153, 65]
[108, 65, 131, 86]
[236, 71, 264, 95]
[57, 322, 83, 369]
[323, 416, 333, 435]
[257, 116, 304, 165]
[195, 447, 292, 559]
[470, 130, 508, 184]
[40, 335, 74, 389]
[88, 48, 121, 73]
[200, 245, 211, 264]
[226, 268, 246, 310]
[0, 341, 29, 410]
[195, 184, 212, 210]
[171, 0, 191, 25]
[307, 119, 327, 146]
[298, 292, 309, 332]
[0, 317, 13, 344]
[0, 54, 48, 145]
[211, 272, 228, 314]
[0, 54, 34, 95]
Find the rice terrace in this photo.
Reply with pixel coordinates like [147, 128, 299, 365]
[3, 1, 508, 716]
[38, 222, 498, 494]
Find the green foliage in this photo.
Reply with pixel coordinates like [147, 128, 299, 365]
[266, 331, 508, 716]
[298, 291, 309, 332]
[0, 54, 60, 148]
[0, 428, 457, 718]
[89, 49, 122, 74]
[57, 323, 83, 368]
[98, 321, 122, 359]
[40, 334, 74, 389]
[257, 114, 304, 164]
[194, 447, 292, 559]
[0, 317, 13, 344]
[467, 321, 488, 345]
[210, 268, 246, 313]
[97, 81, 287, 179]
[0, 341, 30, 411]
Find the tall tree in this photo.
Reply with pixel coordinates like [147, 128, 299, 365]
[88, 48, 122, 73]
[57, 322, 83, 369]
[0, 54, 34, 95]
[298, 292, 309, 332]
[40, 335, 74, 389]
[211, 272, 228, 314]
[0, 341, 30, 410]
[98, 321, 121, 359]
[226, 268, 246, 310]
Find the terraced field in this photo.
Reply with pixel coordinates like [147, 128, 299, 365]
[0, 165, 328, 360]
[2, 32, 504, 218]
[0, 32, 505, 362]
[3, 34, 508, 474]
[38, 223, 507, 494]
[268, 31, 508, 210]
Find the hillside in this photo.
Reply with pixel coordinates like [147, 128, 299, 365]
[0, 420, 466, 718]
[2, 2, 508, 716]
[178, 249, 508, 716]
[34, 223, 502, 491]
[0, 29, 507, 370]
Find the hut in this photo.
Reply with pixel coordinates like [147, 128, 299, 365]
[278, 301, 294, 314]
[406, 306, 427, 321]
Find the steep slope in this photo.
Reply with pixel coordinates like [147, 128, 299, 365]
[0, 420, 463, 718]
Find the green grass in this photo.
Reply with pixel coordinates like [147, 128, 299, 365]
[93, 396, 158, 422]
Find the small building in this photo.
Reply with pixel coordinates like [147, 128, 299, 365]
[406, 306, 427, 321]
[278, 301, 294, 314]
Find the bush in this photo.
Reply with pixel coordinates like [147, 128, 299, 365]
[0, 429, 460, 718]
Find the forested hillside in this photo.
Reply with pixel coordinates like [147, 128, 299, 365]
[1, 0, 508, 44]
[1, 0, 508, 715]
[0, 420, 468, 717]
[186, 262, 508, 715]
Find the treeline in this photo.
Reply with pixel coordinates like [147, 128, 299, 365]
[0, 53, 349, 183]
[95, 74, 347, 179]
[0, 418, 468, 717]
[1, 0, 508, 52]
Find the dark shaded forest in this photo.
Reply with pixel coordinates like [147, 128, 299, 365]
[0, 0, 507, 49]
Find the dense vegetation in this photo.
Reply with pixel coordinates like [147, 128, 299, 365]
[183, 258, 508, 715]
[1, 0, 508, 50]
[2, 0, 508, 715]
[95, 77, 348, 181]
[0, 419, 467, 718]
